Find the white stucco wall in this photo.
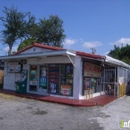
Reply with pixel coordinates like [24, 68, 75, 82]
[73, 57, 83, 99]
[18, 47, 51, 55]
[27, 56, 73, 64]
[3, 61, 16, 91]
[3, 61, 28, 91]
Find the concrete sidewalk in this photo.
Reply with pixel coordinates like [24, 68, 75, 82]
[0, 89, 117, 107]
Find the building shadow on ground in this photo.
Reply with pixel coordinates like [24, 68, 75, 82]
[126, 91, 130, 96]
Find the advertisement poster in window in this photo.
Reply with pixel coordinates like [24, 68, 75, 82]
[50, 83, 57, 94]
[61, 85, 72, 96]
[84, 78, 91, 90]
[30, 70, 37, 85]
[90, 78, 96, 89]
[118, 77, 124, 85]
[84, 62, 101, 77]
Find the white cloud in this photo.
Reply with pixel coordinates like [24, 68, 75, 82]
[83, 41, 102, 48]
[110, 37, 130, 46]
[63, 38, 77, 48]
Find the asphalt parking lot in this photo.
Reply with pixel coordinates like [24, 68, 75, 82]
[0, 93, 130, 130]
[0, 93, 103, 130]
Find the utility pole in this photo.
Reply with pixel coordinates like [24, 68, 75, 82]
[90, 48, 96, 54]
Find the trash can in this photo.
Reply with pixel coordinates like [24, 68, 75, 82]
[15, 81, 27, 93]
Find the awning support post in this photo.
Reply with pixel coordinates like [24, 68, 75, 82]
[67, 54, 75, 67]
[17, 59, 24, 65]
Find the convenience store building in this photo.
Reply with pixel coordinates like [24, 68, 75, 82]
[0, 43, 129, 100]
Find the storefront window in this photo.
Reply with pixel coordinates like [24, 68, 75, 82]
[29, 65, 37, 91]
[83, 62, 102, 95]
[48, 64, 60, 94]
[28, 64, 73, 96]
[39, 65, 48, 93]
[60, 64, 73, 96]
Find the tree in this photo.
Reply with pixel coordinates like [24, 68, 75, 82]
[17, 15, 66, 51]
[108, 44, 130, 64]
[17, 38, 36, 51]
[35, 15, 66, 47]
[0, 6, 35, 55]
[108, 45, 121, 59]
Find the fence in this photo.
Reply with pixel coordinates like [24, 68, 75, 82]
[101, 82, 126, 97]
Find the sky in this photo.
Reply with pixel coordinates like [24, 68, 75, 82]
[0, 0, 130, 56]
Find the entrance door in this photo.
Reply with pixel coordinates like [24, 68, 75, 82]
[39, 65, 48, 93]
[29, 65, 38, 91]
[96, 78, 103, 93]
[104, 68, 116, 95]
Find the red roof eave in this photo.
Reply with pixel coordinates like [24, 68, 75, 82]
[14, 42, 104, 60]
[14, 43, 63, 55]
[76, 51, 104, 59]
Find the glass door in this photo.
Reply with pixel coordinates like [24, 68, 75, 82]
[39, 65, 48, 93]
[29, 65, 38, 91]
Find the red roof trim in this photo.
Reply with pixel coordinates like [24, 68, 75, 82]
[14, 44, 34, 55]
[76, 51, 104, 59]
[14, 43, 63, 55]
[33, 43, 63, 50]
[14, 42, 104, 59]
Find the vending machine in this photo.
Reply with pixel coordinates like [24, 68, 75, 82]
[15, 70, 28, 93]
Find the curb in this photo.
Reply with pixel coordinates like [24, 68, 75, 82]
[0, 91, 97, 107]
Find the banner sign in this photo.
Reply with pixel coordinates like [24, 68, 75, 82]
[84, 62, 101, 77]
[8, 61, 21, 72]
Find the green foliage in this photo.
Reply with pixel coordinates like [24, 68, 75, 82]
[35, 15, 66, 47]
[17, 38, 36, 51]
[0, 6, 66, 53]
[108, 44, 130, 64]
[0, 6, 35, 55]
[108, 45, 121, 59]
[18, 15, 66, 51]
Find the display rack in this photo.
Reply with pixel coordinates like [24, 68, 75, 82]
[48, 64, 60, 94]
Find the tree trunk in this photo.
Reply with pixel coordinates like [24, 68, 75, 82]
[8, 45, 12, 55]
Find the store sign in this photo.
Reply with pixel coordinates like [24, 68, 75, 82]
[8, 61, 21, 72]
[30, 81, 37, 85]
[61, 85, 71, 96]
[84, 62, 101, 77]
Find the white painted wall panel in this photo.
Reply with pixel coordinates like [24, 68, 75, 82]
[27, 56, 74, 64]
[73, 57, 83, 99]
[3, 61, 16, 91]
